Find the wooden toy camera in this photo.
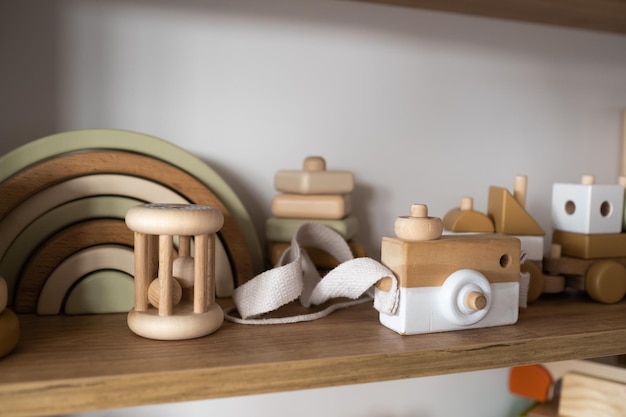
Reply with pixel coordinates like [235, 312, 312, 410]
[378, 204, 521, 335]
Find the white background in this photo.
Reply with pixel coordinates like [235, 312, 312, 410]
[1, 0, 625, 416]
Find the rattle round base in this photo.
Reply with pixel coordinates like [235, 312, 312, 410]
[0, 309, 20, 358]
[127, 302, 224, 340]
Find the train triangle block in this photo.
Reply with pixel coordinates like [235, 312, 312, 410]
[488, 186, 544, 236]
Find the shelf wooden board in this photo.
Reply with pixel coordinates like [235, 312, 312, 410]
[1, 295, 626, 417]
[351, 0, 626, 35]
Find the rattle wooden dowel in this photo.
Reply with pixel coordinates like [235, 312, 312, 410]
[179, 235, 191, 257]
[208, 233, 216, 305]
[159, 235, 174, 317]
[133, 232, 150, 312]
[194, 234, 208, 314]
[148, 234, 159, 285]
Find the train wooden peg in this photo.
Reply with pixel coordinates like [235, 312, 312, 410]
[379, 204, 521, 335]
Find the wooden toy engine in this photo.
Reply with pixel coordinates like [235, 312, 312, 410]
[543, 175, 626, 303]
[379, 204, 521, 335]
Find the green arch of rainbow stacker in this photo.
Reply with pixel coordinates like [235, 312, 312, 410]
[0, 129, 264, 288]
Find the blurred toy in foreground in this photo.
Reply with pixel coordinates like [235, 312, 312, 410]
[0, 276, 19, 358]
[543, 175, 626, 304]
[509, 358, 626, 417]
[379, 204, 521, 335]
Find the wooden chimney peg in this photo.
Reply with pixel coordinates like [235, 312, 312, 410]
[394, 204, 443, 241]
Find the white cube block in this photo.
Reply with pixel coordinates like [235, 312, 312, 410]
[515, 235, 545, 262]
[551, 182, 624, 234]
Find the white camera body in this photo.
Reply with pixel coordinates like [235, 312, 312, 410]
[378, 234, 520, 335]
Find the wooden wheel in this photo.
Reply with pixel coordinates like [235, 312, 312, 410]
[585, 260, 626, 304]
[521, 261, 544, 303]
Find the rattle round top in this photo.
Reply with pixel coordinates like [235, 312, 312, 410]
[394, 203, 443, 241]
[125, 203, 224, 235]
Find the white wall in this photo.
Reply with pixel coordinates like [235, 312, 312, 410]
[1, 0, 626, 416]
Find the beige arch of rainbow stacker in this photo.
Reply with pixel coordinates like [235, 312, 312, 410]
[0, 175, 234, 313]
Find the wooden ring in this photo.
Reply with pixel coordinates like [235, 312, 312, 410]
[0, 150, 257, 286]
[125, 204, 224, 236]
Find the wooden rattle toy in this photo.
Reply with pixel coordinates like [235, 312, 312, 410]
[0, 276, 20, 358]
[125, 203, 224, 340]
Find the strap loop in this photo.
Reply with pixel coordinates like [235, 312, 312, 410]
[225, 222, 398, 325]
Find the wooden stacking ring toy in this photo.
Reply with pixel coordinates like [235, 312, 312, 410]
[126, 203, 225, 340]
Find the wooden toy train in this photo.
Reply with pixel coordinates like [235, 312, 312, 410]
[442, 174, 626, 305]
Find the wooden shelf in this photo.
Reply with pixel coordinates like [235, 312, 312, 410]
[351, 0, 626, 35]
[1, 294, 626, 417]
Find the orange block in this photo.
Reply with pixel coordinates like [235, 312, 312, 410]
[509, 364, 553, 402]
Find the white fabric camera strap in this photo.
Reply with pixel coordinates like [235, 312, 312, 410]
[224, 222, 399, 325]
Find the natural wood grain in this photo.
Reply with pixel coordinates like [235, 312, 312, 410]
[559, 372, 626, 417]
[1, 294, 625, 416]
[350, 0, 626, 34]
[14, 219, 133, 313]
[0, 150, 254, 285]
